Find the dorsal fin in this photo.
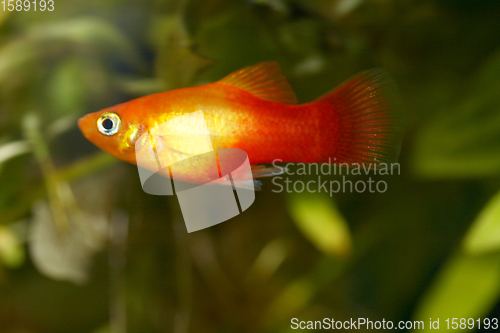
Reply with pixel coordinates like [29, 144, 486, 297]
[218, 62, 298, 104]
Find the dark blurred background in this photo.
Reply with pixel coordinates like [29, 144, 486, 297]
[1, 0, 500, 332]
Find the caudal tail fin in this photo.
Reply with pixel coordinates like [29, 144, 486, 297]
[314, 69, 404, 165]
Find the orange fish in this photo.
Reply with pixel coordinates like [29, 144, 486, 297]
[78, 62, 403, 184]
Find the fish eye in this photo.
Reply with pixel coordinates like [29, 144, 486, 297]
[97, 112, 121, 136]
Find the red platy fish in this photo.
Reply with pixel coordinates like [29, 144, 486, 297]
[78, 62, 403, 184]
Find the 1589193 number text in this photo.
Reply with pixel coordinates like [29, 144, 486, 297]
[1, 0, 54, 11]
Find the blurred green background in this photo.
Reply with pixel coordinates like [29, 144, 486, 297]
[1, 0, 500, 332]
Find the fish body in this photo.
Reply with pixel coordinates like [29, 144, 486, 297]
[78, 62, 403, 184]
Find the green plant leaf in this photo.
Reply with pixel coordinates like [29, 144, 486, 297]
[28, 200, 107, 284]
[287, 192, 352, 257]
[0, 141, 31, 165]
[414, 49, 500, 178]
[264, 255, 347, 330]
[412, 252, 500, 332]
[152, 15, 213, 90]
[463, 190, 500, 254]
[0, 225, 25, 268]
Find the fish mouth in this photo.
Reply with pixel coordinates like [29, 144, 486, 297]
[77, 116, 87, 138]
[77, 116, 85, 132]
[77, 114, 94, 139]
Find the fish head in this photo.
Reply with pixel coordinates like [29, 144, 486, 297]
[78, 103, 145, 164]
